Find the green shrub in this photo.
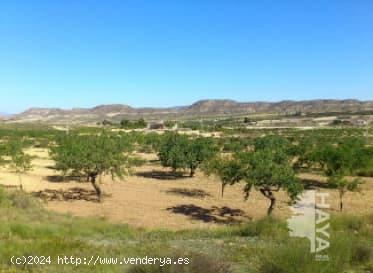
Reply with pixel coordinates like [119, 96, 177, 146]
[10, 223, 34, 239]
[351, 242, 372, 264]
[259, 240, 311, 273]
[127, 253, 233, 273]
[331, 214, 364, 232]
[239, 217, 288, 238]
[7, 190, 42, 210]
[259, 239, 345, 273]
[0, 186, 9, 206]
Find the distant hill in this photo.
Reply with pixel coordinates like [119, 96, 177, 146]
[7, 99, 373, 124]
[0, 112, 10, 119]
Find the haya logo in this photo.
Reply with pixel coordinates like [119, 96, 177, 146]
[287, 190, 330, 261]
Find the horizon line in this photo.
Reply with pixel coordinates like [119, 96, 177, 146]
[5, 97, 373, 116]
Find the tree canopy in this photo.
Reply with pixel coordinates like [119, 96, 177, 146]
[158, 133, 217, 176]
[317, 137, 367, 211]
[204, 135, 303, 215]
[50, 133, 134, 201]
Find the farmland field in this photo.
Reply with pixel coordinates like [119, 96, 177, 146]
[2, 2, 373, 271]
[0, 148, 372, 230]
[0, 125, 372, 273]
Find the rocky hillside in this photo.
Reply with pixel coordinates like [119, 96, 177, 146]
[5, 99, 373, 124]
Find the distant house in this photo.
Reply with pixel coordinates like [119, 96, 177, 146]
[352, 119, 368, 126]
[147, 121, 165, 130]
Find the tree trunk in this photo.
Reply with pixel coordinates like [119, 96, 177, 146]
[268, 194, 276, 216]
[260, 189, 276, 216]
[18, 174, 23, 191]
[90, 174, 102, 202]
[339, 191, 343, 212]
[190, 167, 195, 177]
[221, 183, 227, 197]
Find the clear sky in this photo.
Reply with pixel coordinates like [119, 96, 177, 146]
[0, 0, 372, 113]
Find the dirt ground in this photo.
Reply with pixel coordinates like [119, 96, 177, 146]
[0, 148, 372, 230]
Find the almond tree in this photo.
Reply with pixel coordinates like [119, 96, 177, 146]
[202, 155, 244, 197]
[158, 133, 217, 176]
[51, 133, 133, 202]
[205, 135, 303, 215]
[241, 135, 303, 215]
[318, 138, 367, 211]
[158, 133, 189, 173]
[7, 139, 33, 191]
[242, 147, 302, 215]
[185, 137, 217, 177]
[328, 175, 362, 211]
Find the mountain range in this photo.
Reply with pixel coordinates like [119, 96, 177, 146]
[0, 112, 10, 119]
[3, 99, 373, 124]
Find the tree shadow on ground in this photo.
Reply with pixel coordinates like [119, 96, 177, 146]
[1, 185, 19, 189]
[301, 178, 335, 190]
[45, 175, 85, 183]
[165, 188, 212, 198]
[33, 187, 110, 202]
[167, 204, 250, 224]
[149, 159, 161, 163]
[136, 170, 189, 180]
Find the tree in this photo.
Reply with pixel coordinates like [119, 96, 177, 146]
[328, 175, 362, 211]
[318, 138, 367, 211]
[293, 136, 320, 170]
[102, 119, 113, 126]
[158, 133, 189, 173]
[7, 140, 33, 191]
[10, 152, 33, 191]
[253, 134, 291, 152]
[205, 135, 303, 215]
[164, 120, 176, 129]
[120, 118, 147, 129]
[241, 135, 301, 215]
[185, 137, 217, 177]
[158, 133, 217, 176]
[243, 117, 251, 123]
[202, 155, 244, 197]
[242, 147, 302, 215]
[136, 118, 147, 128]
[51, 133, 133, 201]
[120, 119, 131, 128]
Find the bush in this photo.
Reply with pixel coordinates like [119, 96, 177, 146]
[331, 214, 364, 232]
[351, 242, 372, 264]
[0, 186, 9, 206]
[239, 217, 288, 238]
[0, 187, 41, 210]
[259, 240, 313, 273]
[7, 190, 42, 209]
[258, 239, 348, 273]
[127, 253, 233, 273]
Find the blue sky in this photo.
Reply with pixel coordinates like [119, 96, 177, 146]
[0, 0, 372, 113]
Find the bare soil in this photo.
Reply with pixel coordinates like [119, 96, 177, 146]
[0, 148, 372, 230]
